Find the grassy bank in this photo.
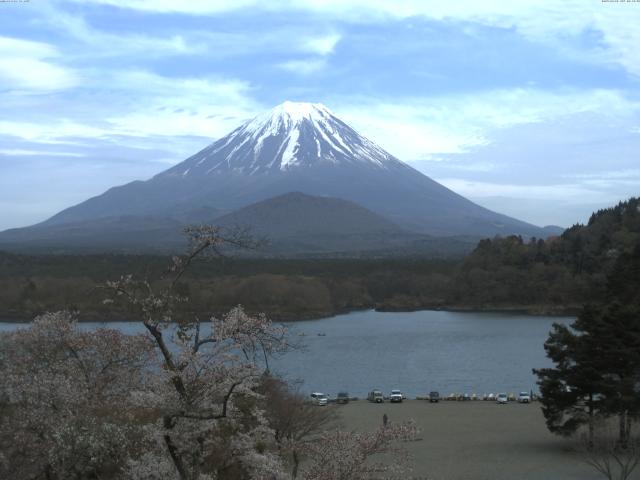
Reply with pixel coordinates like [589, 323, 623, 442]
[335, 400, 599, 480]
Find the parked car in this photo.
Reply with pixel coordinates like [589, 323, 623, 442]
[390, 389, 403, 403]
[497, 393, 508, 404]
[429, 391, 440, 403]
[310, 392, 328, 406]
[336, 392, 350, 404]
[517, 392, 531, 403]
[367, 389, 384, 403]
[487, 393, 496, 401]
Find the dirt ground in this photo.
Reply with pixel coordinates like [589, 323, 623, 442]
[334, 400, 603, 480]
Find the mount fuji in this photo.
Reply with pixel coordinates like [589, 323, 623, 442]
[0, 101, 561, 254]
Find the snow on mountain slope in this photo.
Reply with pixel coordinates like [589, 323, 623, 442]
[161, 101, 408, 177]
[18, 100, 559, 241]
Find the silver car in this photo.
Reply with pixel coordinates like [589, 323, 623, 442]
[310, 392, 328, 406]
[389, 389, 404, 403]
[518, 392, 531, 403]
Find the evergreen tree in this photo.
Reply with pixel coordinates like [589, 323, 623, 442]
[534, 310, 603, 443]
[535, 246, 640, 445]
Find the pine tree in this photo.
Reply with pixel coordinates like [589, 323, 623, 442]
[534, 311, 603, 443]
[535, 246, 640, 445]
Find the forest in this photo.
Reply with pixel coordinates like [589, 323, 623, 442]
[0, 227, 420, 479]
[0, 197, 638, 321]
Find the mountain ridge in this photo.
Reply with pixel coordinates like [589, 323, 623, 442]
[214, 191, 404, 238]
[1, 101, 562, 252]
[0, 192, 479, 257]
[161, 101, 406, 176]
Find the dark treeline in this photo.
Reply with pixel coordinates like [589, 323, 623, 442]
[452, 197, 640, 312]
[1, 197, 638, 321]
[0, 253, 457, 321]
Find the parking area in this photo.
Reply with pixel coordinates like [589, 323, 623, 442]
[334, 400, 602, 480]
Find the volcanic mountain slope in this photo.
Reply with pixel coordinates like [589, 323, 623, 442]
[0, 216, 187, 253]
[0, 192, 476, 256]
[0, 101, 561, 253]
[211, 192, 470, 256]
[215, 192, 402, 238]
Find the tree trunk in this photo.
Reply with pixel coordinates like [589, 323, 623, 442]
[292, 449, 300, 479]
[588, 394, 594, 448]
[619, 410, 629, 448]
[164, 415, 189, 480]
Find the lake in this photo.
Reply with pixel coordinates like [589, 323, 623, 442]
[0, 309, 572, 398]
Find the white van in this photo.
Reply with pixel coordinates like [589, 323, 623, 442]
[310, 392, 328, 406]
[367, 389, 384, 403]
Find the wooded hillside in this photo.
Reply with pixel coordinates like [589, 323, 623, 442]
[1, 198, 637, 320]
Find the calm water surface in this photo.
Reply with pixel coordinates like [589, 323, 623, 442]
[0, 310, 572, 397]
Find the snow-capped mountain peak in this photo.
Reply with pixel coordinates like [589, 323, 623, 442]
[30, 101, 555, 241]
[249, 100, 332, 127]
[164, 101, 407, 177]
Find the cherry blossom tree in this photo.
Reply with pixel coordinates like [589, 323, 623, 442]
[0, 310, 155, 479]
[103, 226, 289, 480]
[259, 376, 338, 478]
[299, 420, 420, 480]
[1, 226, 420, 480]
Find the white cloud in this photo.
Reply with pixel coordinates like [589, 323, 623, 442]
[37, 3, 344, 66]
[101, 70, 259, 138]
[299, 1, 640, 76]
[0, 149, 85, 157]
[68, 0, 259, 14]
[275, 32, 341, 74]
[0, 36, 78, 92]
[0, 120, 110, 143]
[341, 108, 487, 158]
[435, 176, 640, 226]
[437, 178, 600, 201]
[0, 69, 260, 144]
[564, 169, 640, 180]
[0, 36, 58, 57]
[277, 58, 327, 75]
[438, 175, 640, 209]
[301, 32, 341, 56]
[332, 88, 640, 161]
[74, 0, 640, 76]
[37, 5, 207, 59]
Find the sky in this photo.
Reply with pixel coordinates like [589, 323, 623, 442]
[1, 0, 639, 230]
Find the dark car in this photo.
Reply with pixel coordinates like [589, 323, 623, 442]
[336, 392, 350, 404]
[429, 391, 440, 403]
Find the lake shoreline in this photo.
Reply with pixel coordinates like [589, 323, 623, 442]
[1, 309, 570, 396]
[375, 302, 580, 317]
[0, 302, 579, 323]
